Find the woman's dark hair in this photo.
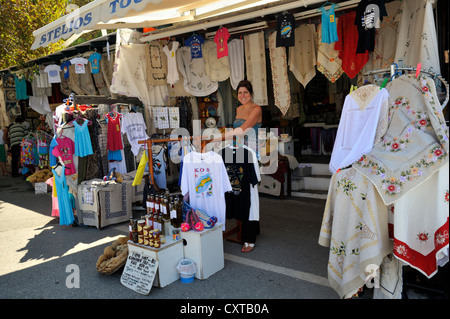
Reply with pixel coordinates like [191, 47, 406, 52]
[236, 80, 253, 96]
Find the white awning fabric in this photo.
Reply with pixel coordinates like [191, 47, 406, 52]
[31, 0, 199, 49]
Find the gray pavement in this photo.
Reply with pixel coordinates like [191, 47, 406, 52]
[0, 174, 446, 308]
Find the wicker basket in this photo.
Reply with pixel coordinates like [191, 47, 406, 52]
[96, 237, 129, 275]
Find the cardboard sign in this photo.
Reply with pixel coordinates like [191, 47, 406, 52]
[120, 244, 159, 295]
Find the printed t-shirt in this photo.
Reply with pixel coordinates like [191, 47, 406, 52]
[220, 146, 258, 221]
[52, 136, 76, 175]
[44, 64, 62, 83]
[184, 34, 205, 59]
[88, 52, 102, 74]
[214, 27, 230, 58]
[276, 13, 295, 47]
[180, 151, 232, 230]
[70, 57, 88, 74]
[60, 61, 71, 79]
[355, 0, 387, 53]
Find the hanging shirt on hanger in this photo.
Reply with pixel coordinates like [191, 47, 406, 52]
[220, 146, 258, 221]
[355, 0, 387, 53]
[88, 52, 102, 74]
[184, 33, 205, 59]
[73, 119, 94, 157]
[121, 112, 149, 156]
[163, 40, 180, 85]
[104, 111, 123, 151]
[60, 61, 71, 79]
[52, 136, 76, 175]
[276, 13, 295, 47]
[214, 27, 230, 58]
[44, 64, 62, 83]
[320, 3, 339, 43]
[181, 151, 232, 230]
[70, 57, 89, 74]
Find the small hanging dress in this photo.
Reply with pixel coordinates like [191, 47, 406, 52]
[74, 119, 94, 157]
[52, 166, 75, 226]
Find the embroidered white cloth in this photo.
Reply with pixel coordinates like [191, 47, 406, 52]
[244, 32, 268, 105]
[353, 74, 449, 205]
[176, 46, 218, 97]
[316, 22, 343, 83]
[147, 40, 168, 86]
[319, 167, 392, 298]
[268, 32, 291, 116]
[203, 40, 230, 82]
[392, 162, 449, 278]
[289, 24, 317, 88]
[110, 43, 151, 106]
[394, 0, 440, 74]
[329, 85, 389, 173]
[228, 38, 245, 90]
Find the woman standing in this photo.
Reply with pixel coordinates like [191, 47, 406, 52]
[220, 80, 262, 253]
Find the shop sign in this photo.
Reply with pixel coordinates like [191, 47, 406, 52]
[120, 244, 159, 295]
[31, 0, 162, 49]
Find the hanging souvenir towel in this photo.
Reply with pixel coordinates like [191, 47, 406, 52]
[168, 107, 180, 128]
[228, 38, 244, 90]
[334, 11, 369, 79]
[329, 85, 389, 173]
[244, 32, 268, 105]
[394, 0, 441, 75]
[319, 3, 338, 43]
[392, 162, 449, 278]
[268, 32, 291, 116]
[73, 119, 94, 157]
[163, 41, 180, 85]
[319, 167, 392, 298]
[155, 107, 170, 129]
[316, 23, 343, 83]
[203, 40, 230, 82]
[52, 166, 75, 226]
[214, 27, 230, 59]
[370, 1, 402, 70]
[289, 24, 317, 88]
[110, 44, 152, 107]
[147, 40, 168, 86]
[353, 74, 449, 205]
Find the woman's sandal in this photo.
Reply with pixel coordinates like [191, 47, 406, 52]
[241, 242, 255, 253]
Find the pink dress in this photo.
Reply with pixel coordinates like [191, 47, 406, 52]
[51, 136, 76, 175]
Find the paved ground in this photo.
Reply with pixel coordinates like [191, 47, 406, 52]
[0, 174, 447, 311]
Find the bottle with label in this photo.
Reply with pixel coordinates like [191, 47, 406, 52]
[154, 194, 160, 214]
[153, 196, 161, 232]
[147, 194, 154, 214]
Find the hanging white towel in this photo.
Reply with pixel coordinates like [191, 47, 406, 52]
[228, 38, 245, 90]
[269, 31, 291, 116]
[289, 24, 317, 88]
[244, 32, 268, 105]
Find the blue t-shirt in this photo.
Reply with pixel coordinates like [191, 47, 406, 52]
[88, 52, 102, 74]
[184, 34, 205, 59]
[60, 61, 71, 79]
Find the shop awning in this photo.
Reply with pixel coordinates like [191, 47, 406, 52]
[31, 0, 229, 49]
[31, 0, 307, 50]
